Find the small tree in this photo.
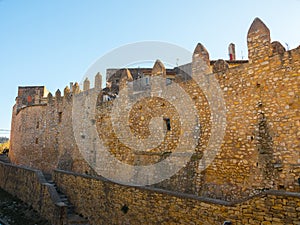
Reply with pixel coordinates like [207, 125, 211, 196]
[0, 140, 10, 154]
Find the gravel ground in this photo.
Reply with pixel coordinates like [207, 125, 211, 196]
[0, 188, 50, 225]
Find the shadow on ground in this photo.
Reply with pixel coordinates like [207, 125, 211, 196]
[0, 188, 50, 225]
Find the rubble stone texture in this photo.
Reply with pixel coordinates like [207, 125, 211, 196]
[8, 17, 300, 223]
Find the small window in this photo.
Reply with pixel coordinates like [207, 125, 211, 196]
[35, 138, 39, 144]
[166, 78, 173, 86]
[121, 204, 129, 214]
[36, 121, 39, 129]
[164, 118, 171, 131]
[145, 76, 150, 85]
[58, 112, 62, 123]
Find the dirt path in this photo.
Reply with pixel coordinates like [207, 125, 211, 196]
[0, 188, 50, 225]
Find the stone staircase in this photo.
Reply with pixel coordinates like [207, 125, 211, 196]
[43, 173, 89, 225]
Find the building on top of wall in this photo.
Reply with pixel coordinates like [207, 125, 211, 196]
[15, 86, 49, 113]
[9, 18, 300, 201]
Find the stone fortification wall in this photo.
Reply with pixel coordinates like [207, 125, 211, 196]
[195, 18, 300, 200]
[9, 17, 300, 201]
[10, 86, 94, 175]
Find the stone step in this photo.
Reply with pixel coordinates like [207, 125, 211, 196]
[67, 214, 89, 225]
[67, 207, 75, 215]
[47, 181, 56, 185]
[43, 173, 53, 181]
[59, 195, 67, 200]
[59, 193, 67, 198]
[58, 193, 75, 214]
[42, 176, 89, 224]
[61, 199, 68, 204]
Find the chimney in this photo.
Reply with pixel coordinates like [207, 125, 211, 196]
[228, 43, 236, 61]
[69, 82, 73, 92]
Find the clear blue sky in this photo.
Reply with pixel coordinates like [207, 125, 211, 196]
[0, 0, 299, 137]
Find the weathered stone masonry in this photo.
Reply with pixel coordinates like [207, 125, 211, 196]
[54, 169, 300, 225]
[1, 160, 300, 225]
[0, 161, 68, 225]
[7, 17, 300, 223]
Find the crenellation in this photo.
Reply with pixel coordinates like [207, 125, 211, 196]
[83, 77, 90, 91]
[55, 89, 61, 99]
[63, 86, 70, 97]
[192, 43, 211, 74]
[94, 72, 102, 90]
[271, 41, 286, 55]
[247, 18, 272, 63]
[152, 59, 166, 76]
[72, 82, 80, 94]
[9, 18, 300, 204]
[47, 92, 53, 104]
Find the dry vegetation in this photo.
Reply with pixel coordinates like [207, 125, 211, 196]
[0, 139, 9, 154]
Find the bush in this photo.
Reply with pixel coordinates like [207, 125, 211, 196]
[0, 140, 9, 154]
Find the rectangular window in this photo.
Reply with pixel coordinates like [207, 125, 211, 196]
[164, 118, 171, 131]
[58, 112, 62, 123]
[35, 138, 39, 144]
[145, 76, 150, 85]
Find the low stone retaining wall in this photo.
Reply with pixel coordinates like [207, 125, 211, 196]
[0, 162, 67, 225]
[54, 169, 300, 225]
[1, 161, 300, 224]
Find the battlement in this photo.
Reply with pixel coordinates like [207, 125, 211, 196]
[18, 17, 294, 112]
[15, 72, 103, 114]
[15, 17, 299, 113]
[15, 57, 249, 113]
[10, 18, 300, 201]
